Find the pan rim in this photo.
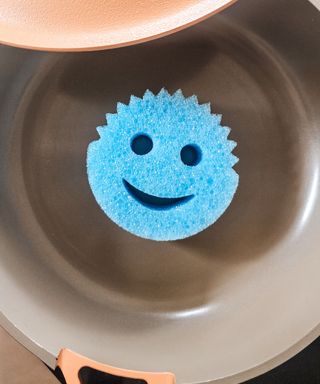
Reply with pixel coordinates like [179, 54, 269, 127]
[1, 312, 319, 384]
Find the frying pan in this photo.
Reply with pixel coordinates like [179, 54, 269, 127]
[1, 0, 320, 383]
[0, 0, 236, 51]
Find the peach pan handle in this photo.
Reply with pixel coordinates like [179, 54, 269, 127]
[56, 349, 176, 384]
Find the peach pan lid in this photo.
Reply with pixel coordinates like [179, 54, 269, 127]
[0, 0, 236, 51]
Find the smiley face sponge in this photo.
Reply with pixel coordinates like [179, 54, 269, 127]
[87, 89, 239, 241]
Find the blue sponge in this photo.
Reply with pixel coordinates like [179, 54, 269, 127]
[87, 89, 239, 241]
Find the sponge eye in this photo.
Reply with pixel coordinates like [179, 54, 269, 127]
[180, 144, 202, 166]
[131, 134, 153, 155]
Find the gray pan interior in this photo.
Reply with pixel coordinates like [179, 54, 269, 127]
[1, 1, 320, 383]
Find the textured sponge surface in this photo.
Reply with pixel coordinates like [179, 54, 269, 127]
[87, 89, 239, 241]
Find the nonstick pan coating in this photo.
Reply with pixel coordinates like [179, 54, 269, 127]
[1, 1, 320, 383]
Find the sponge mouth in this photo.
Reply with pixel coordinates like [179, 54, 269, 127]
[123, 179, 194, 210]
